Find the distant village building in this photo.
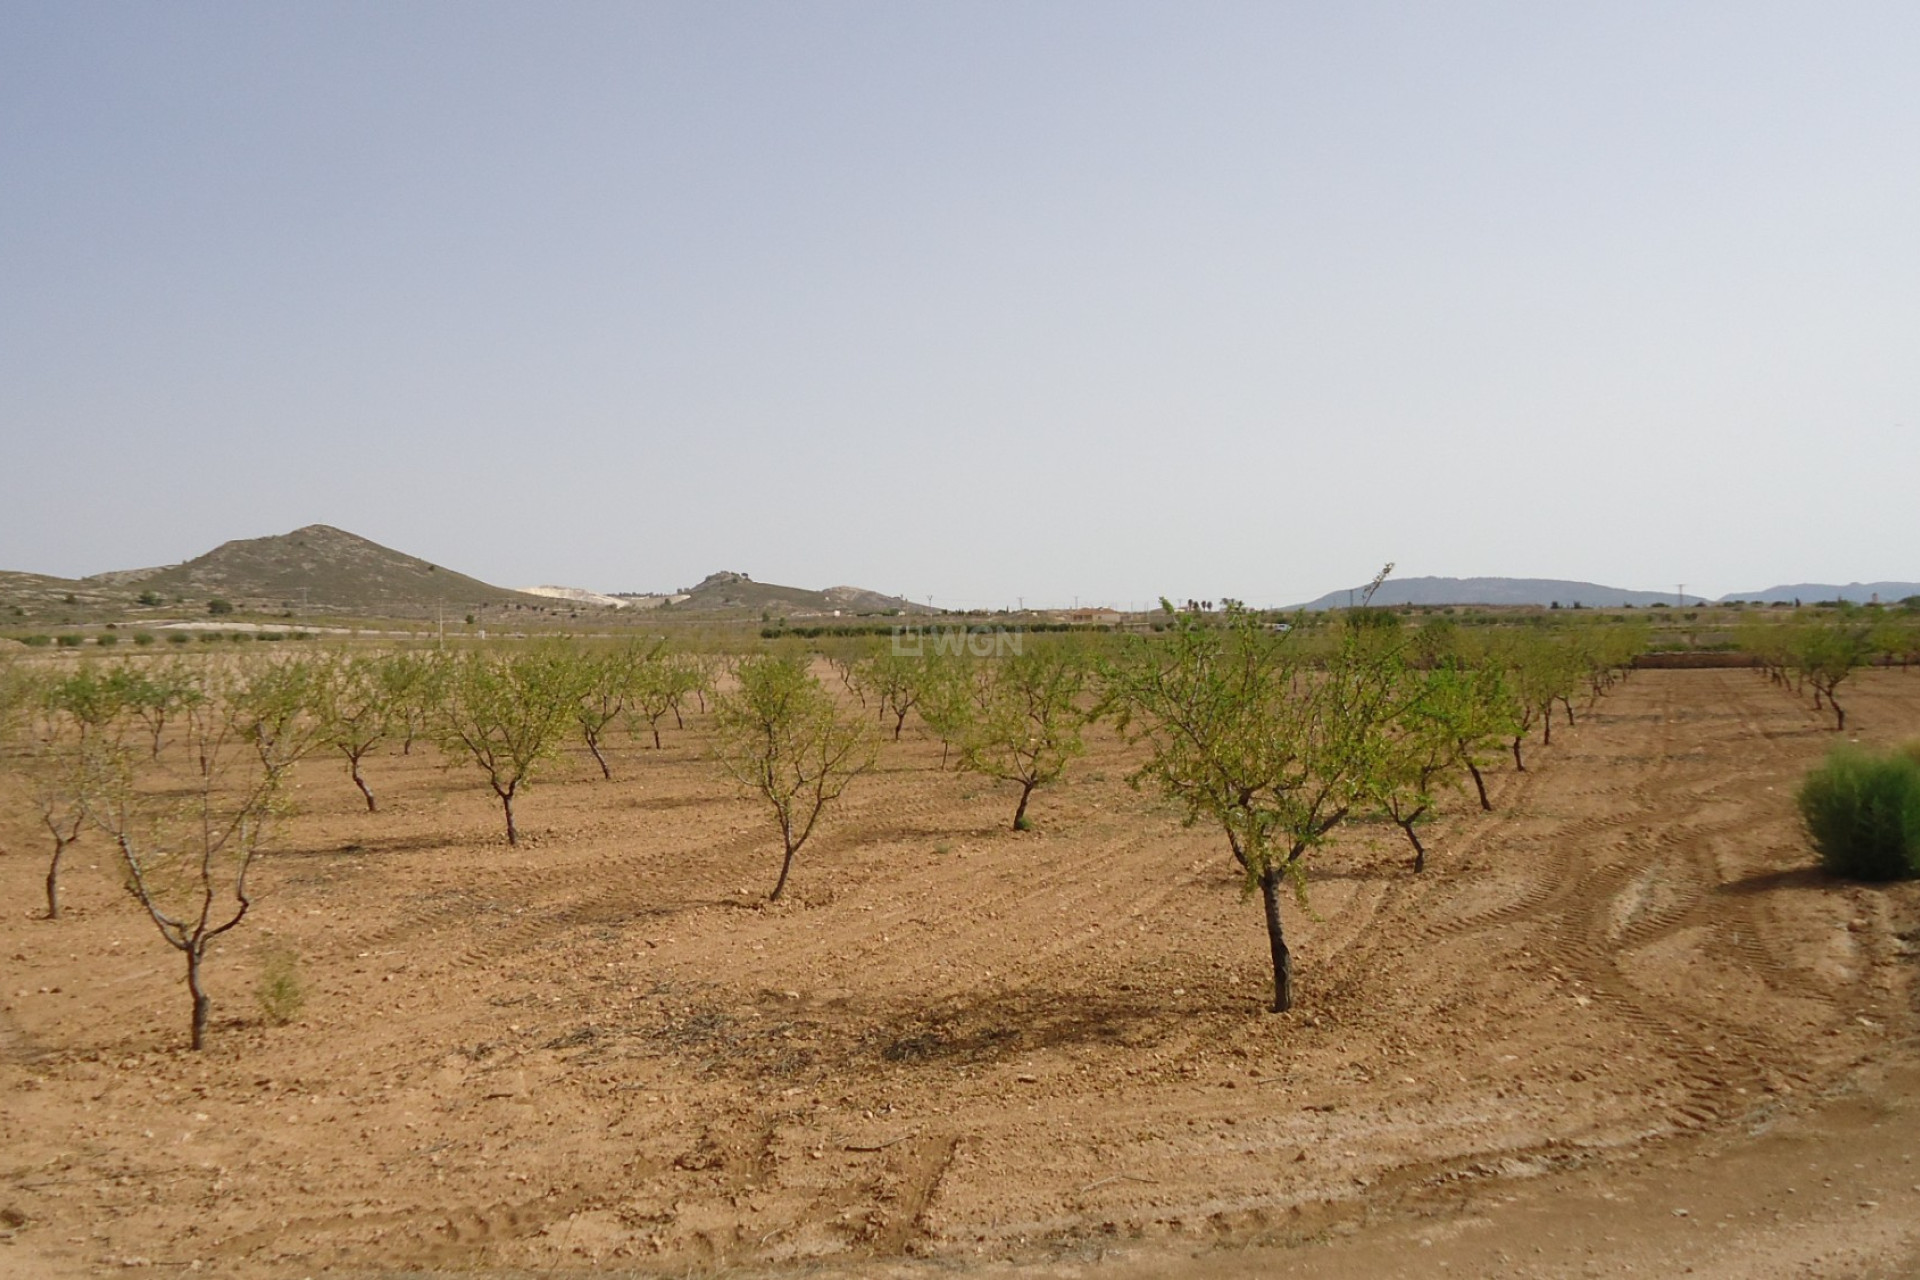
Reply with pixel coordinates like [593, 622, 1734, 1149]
[1063, 607, 1123, 625]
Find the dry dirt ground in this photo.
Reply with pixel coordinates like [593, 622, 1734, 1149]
[2, 667, 1918, 1278]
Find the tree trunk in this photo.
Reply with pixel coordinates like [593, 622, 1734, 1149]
[45, 838, 67, 920]
[351, 758, 377, 811]
[652, 724, 662, 749]
[1542, 704, 1553, 746]
[770, 840, 798, 901]
[1013, 780, 1036, 831]
[893, 710, 907, 740]
[500, 787, 518, 846]
[1511, 736, 1526, 771]
[1560, 695, 1576, 724]
[187, 948, 210, 1051]
[585, 733, 611, 780]
[1830, 693, 1846, 731]
[1467, 760, 1491, 811]
[1259, 866, 1293, 1013]
[1395, 814, 1428, 873]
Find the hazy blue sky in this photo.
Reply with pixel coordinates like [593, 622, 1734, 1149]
[3, 3, 1915, 607]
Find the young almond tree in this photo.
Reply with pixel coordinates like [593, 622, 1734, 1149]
[378, 649, 446, 755]
[433, 647, 584, 845]
[1794, 619, 1872, 730]
[312, 651, 395, 811]
[79, 662, 308, 1049]
[28, 664, 141, 918]
[574, 642, 647, 779]
[1368, 665, 1471, 872]
[955, 642, 1090, 831]
[916, 649, 977, 768]
[853, 650, 926, 740]
[711, 655, 876, 901]
[1103, 597, 1409, 1012]
[626, 648, 684, 750]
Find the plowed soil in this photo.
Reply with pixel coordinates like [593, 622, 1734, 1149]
[2, 667, 1918, 1277]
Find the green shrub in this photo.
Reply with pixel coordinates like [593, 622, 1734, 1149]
[132, 632, 155, 646]
[208, 598, 234, 616]
[256, 949, 306, 1026]
[166, 632, 191, 645]
[55, 634, 83, 647]
[96, 633, 118, 646]
[22, 634, 51, 647]
[1797, 747, 1920, 881]
[199, 633, 222, 644]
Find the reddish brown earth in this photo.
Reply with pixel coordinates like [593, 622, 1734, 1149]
[2, 667, 1917, 1277]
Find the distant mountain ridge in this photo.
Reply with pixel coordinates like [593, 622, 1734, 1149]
[1293, 576, 1706, 610]
[1719, 581, 1920, 605]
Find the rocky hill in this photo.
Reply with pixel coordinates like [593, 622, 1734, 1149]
[661, 571, 933, 617]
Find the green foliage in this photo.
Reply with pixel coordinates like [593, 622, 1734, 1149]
[1796, 747, 1920, 881]
[56, 634, 82, 647]
[710, 654, 876, 900]
[952, 642, 1090, 831]
[207, 598, 234, 616]
[76, 662, 299, 1049]
[432, 647, 584, 845]
[851, 650, 930, 740]
[256, 948, 306, 1025]
[312, 652, 395, 810]
[1101, 597, 1413, 1010]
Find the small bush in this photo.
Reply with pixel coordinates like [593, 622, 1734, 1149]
[1797, 747, 1920, 882]
[207, 598, 234, 616]
[22, 634, 51, 647]
[132, 632, 155, 646]
[96, 633, 119, 646]
[166, 632, 191, 645]
[256, 949, 306, 1026]
[199, 633, 222, 644]
[55, 634, 83, 647]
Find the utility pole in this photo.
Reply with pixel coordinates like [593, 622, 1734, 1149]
[1677, 584, 1684, 607]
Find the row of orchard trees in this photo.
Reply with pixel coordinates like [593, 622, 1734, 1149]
[1737, 611, 1920, 731]
[0, 642, 724, 1048]
[0, 606, 1646, 1047]
[790, 603, 1648, 1012]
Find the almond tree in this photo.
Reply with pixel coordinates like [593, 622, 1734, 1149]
[433, 647, 584, 845]
[1102, 595, 1409, 1012]
[313, 651, 395, 810]
[1368, 665, 1470, 871]
[575, 643, 648, 779]
[1793, 619, 1872, 730]
[954, 643, 1089, 831]
[378, 649, 446, 755]
[79, 662, 310, 1049]
[711, 655, 875, 901]
[853, 651, 926, 740]
[28, 664, 138, 918]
